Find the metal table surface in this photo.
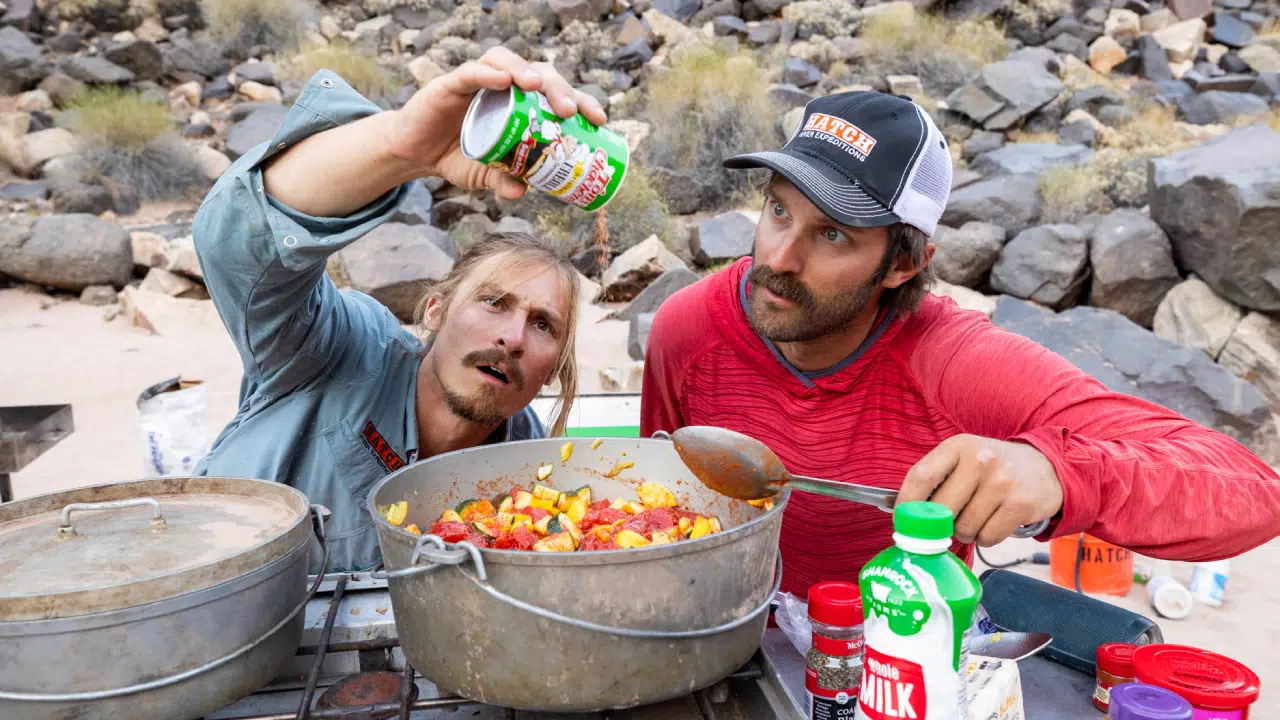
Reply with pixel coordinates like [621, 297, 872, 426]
[758, 628, 1101, 719]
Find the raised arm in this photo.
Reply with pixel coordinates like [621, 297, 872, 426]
[911, 305, 1280, 561]
[193, 49, 607, 394]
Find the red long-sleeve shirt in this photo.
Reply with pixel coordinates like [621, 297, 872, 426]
[641, 258, 1280, 596]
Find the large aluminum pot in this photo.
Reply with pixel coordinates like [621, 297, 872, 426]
[0, 477, 328, 720]
[368, 436, 785, 712]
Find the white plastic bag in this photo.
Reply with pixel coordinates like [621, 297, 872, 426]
[774, 591, 815, 657]
[137, 377, 209, 477]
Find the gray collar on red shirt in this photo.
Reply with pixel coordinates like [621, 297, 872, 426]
[737, 269, 897, 389]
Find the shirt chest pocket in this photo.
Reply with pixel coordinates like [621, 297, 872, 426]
[320, 420, 392, 540]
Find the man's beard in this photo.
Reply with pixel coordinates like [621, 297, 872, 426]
[746, 261, 885, 343]
[432, 348, 524, 427]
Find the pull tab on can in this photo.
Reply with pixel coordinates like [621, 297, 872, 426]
[459, 86, 630, 212]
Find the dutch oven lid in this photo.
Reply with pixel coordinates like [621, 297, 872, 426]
[0, 477, 312, 622]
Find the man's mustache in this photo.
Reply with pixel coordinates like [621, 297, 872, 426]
[462, 348, 525, 389]
[748, 264, 813, 308]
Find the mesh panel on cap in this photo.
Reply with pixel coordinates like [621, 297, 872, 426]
[890, 105, 952, 237]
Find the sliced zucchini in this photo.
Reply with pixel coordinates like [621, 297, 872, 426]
[560, 442, 573, 462]
[564, 496, 589, 525]
[532, 484, 560, 502]
[689, 516, 712, 539]
[454, 498, 478, 516]
[637, 482, 677, 509]
[709, 517, 723, 534]
[590, 438, 604, 450]
[533, 532, 576, 552]
[384, 501, 408, 526]
[565, 485, 592, 505]
[536, 463, 554, 481]
[650, 530, 674, 545]
[440, 509, 463, 524]
[548, 513, 582, 545]
[678, 517, 693, 536]
[622, 500, 646, 515]
[513, 490, 533, 510]
[605, 461, 635, 478]
[472, 521, 497, 539]
[615, 529, 650, 548]
[497, 496, 514, 514]
[533, 514, 553, 536]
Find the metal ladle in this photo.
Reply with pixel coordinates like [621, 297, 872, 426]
[663, 425, 1051, 539]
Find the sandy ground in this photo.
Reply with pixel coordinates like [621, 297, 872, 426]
[2, 285, 1276, 713]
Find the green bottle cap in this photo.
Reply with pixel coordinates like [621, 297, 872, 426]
[893, 501, 954, 540]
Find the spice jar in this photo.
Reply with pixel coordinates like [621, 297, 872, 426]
[805, 581, 864, 719]
[1108, 682, 1193, 720]
[1095, 642, 1137, 712]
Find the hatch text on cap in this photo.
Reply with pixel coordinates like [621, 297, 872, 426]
[800, 113, 878, 160]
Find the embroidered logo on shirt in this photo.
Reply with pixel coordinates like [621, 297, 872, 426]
[362, 421, 406, 473]
[798, 112, 878, 161]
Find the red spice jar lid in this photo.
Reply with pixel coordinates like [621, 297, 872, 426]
[1097, 642, 1138, 677]
[1133, 645, 1261, 709]
[807, 581, 864, 627]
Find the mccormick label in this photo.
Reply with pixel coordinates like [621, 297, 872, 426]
[461, 87, 628, 212]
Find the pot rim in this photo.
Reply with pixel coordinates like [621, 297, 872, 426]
[0, 477, 312, 622]
[367, 437, 788, 566]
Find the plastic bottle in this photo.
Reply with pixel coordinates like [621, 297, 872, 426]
[1187, 560, 1229, 607]
[856, 501, 981, 720]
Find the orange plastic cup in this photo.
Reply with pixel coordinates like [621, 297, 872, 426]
[1049, 533, 1134, 596]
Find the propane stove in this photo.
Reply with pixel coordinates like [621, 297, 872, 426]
[204, 571, 802, 720]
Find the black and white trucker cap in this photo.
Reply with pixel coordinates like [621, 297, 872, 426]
[724, 91, 953, 237]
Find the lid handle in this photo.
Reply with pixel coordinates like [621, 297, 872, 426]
[57, 497, 167, 540]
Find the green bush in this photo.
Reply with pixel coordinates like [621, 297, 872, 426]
[63, 87, 206, 201]
[858, 9, 1009, 96]
[282, 42, 403, 104]
[201, 0, 315, 58]
[643, 43, 783, 210]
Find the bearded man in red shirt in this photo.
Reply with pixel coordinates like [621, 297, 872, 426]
[639, 90, 1280, 596]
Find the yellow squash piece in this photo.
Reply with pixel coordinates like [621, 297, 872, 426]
[533, 532, 576, 552]
[689, 516, 712, 539]
[650, 530, 675, 545]
[560, 442, 573, 462]
[609, 498, 629, 511]
[513, 490, 533, 510]
[537, 463, 554, 481]
[622, 500, 646, 515]
[508, 513, 532, 531]
[615, 529, 651, 548]
[591, 438, 603, 450]
[384, 501, 408, 526]
[532, 484, 560, 502]
[529, 497, 558, 512]
[605, 461, 634, 478]
[678, 517, 693, 536]
[637, 482, 678, 509]
[564, 496, 589, 525]
[747, 497, 775, 511]
[440, 509, 463, 524]
[405, 523, 422, 536]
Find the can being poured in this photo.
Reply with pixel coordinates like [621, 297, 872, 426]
[459, 86, 629, 212]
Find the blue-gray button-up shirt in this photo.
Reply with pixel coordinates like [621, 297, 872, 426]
[192, 70, 545, 573]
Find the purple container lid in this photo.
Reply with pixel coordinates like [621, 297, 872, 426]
[1110, 683, 1194, 720]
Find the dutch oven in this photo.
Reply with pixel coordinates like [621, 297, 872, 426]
[0, 476, 328, 720]
[368, 436, 784, 712]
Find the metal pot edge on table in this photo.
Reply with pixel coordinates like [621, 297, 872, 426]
[368, 436, 785, 713]
[0, 476, 330, 720]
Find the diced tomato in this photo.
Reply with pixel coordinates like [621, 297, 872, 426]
[590, 499, 611, 511]
[673, 509, 702, 523]
[429, 521, 469, 543]
[581, 507, 628, 531]
[493, 532, 515, 549]
[511, 526, 538, 551]
[580, 534, 619, 551]
[621, 515, 651, 535]
[646, 507, 677, 530]
[463, 530, 493, 548]
[526, 506, 550, 522]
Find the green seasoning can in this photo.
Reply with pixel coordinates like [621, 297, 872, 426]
[459, 86, 629, 212]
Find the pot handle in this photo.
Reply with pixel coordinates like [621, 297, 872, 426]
[0, 504, 332, 704]
[374, 534, 783, 639]
[56, 497, 168, 539]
